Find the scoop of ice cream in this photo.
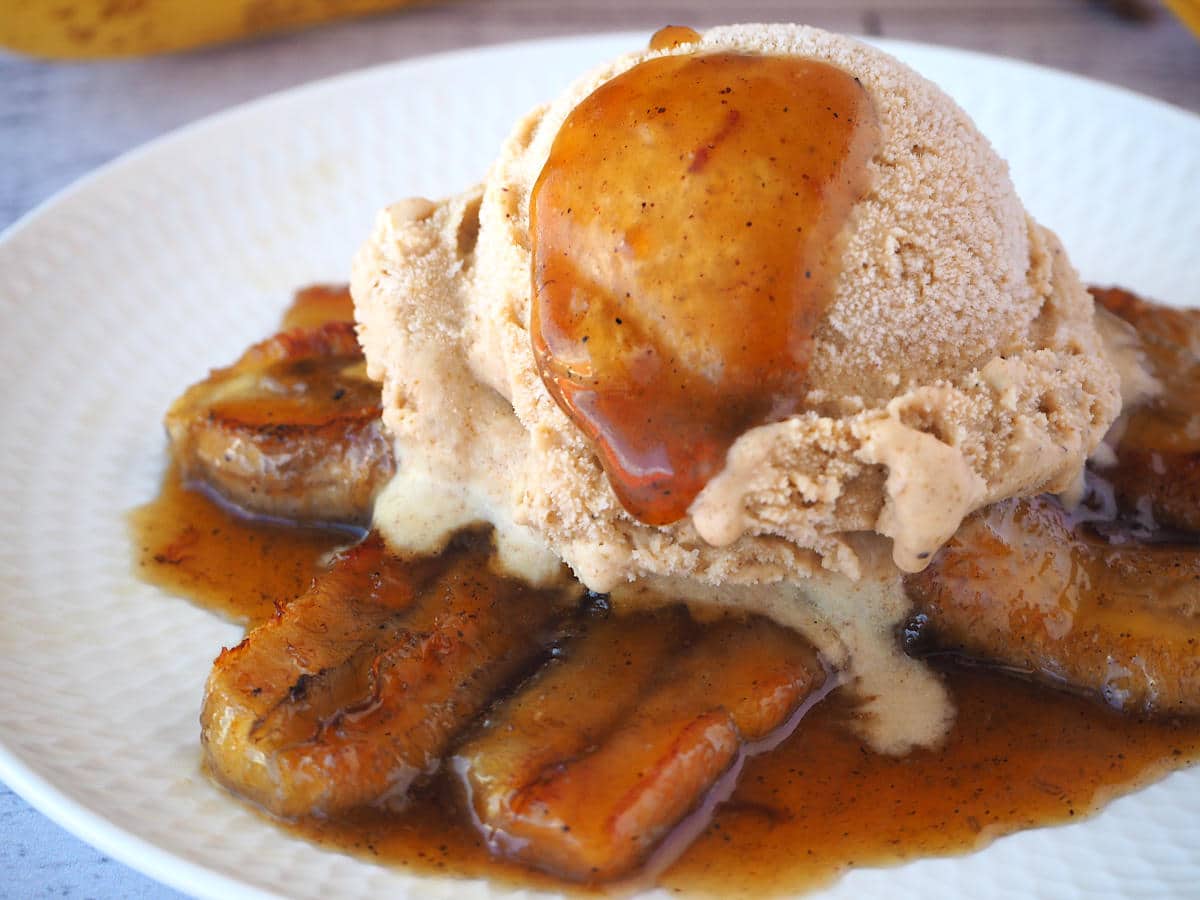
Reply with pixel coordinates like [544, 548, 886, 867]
[352, 24, 1120, 595]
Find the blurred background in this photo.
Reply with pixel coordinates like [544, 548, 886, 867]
[1, 0, 1197, 896]
[3, 0, 1198, 230]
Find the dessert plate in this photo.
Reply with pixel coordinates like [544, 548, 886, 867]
[0, 31, 1197, 900]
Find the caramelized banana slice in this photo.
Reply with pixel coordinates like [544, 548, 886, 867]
[906, 495, 1200, 716]
[454, 615, 825, 881]
[280, 283, 355, 330]
[453, 607, 688, 836]
[165, 321, 393, 526]
[202, 532, 573, 818]
[1091, 286, 1200, 532]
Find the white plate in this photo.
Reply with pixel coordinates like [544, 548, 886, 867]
[0, 31, 1197, 900]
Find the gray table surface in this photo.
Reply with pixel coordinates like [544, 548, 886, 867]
[2, 1, 1197, 897]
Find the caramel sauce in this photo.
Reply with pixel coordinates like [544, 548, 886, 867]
[664, 664, 1200, 896]
[128, 464, 358, 626]
[648, 25, 701, 51]
[132, 480, 1200, 894]
[289, 664, 1200, 898]
[530, 53, 880, 524]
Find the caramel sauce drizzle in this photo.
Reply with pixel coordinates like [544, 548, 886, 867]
[648, 25, 701, 51]
[530, 51, 880, 524]
[129, 463, 355, 626]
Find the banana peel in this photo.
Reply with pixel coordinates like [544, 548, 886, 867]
[0, 0, 423, 60]
[1166, 0, 1200, 40]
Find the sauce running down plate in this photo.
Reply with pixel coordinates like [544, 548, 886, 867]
[0, 33, 1198, 900]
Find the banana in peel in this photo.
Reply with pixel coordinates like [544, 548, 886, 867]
[1, 0, 422, 60]
[1166, 0, 1200, 40]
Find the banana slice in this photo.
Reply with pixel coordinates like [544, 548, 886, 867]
[165, 321, 394, 527]
[202, 532, 575, 817]
[1091, 286, 1200, 533]
[906, 493, 1200, 716]
[454, 613, 826, 881]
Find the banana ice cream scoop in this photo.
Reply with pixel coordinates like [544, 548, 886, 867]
[353, 23, 1119, 591]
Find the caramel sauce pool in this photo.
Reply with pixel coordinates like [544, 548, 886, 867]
[294, 664, 1200, 898]
[530, 50, 880, 525]
[130, 464, 357, 626]
[132, 479, 1200, 895]
[648, 25, 702, 51]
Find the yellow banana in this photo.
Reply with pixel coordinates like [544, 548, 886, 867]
[1165, 0, 1200, 41]
[0, 0, 421, 60]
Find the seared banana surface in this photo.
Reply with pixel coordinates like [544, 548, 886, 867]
[202, 532, 573, 817]
[454, 612, 825, 881]
[906, 493, 1200, 716]
[166, 321, 394, 526]
[1091, 286, 1200, 532]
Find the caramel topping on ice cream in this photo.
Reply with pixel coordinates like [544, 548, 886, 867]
[531, 53, 879, 525]
[648, 25, 701, 51]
